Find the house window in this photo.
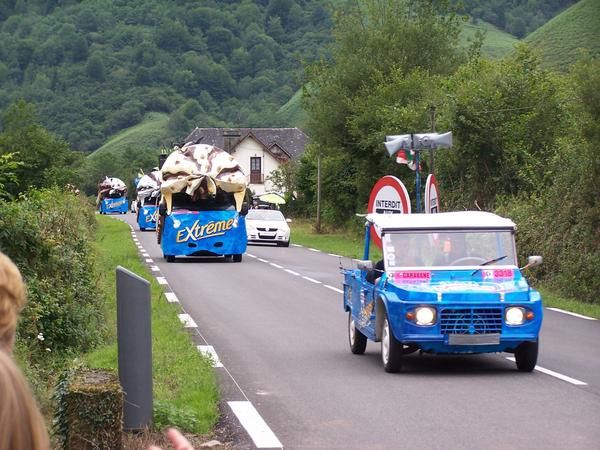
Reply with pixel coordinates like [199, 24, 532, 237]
[250, 157, 262, 184]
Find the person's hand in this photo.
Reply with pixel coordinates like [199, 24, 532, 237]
[148, 428, 194, 450]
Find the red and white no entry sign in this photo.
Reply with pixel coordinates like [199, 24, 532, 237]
[367, 175, 411, 248]
[424, 174, 440, 214]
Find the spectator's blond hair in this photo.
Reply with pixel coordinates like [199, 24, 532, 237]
[0, 251, 25, 353]
[0, 351, 50, 450]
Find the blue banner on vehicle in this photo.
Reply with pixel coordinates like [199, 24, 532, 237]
[101, 198, 128, 214]
[161, 210, 247, 257]
[138, 205, 158, 230]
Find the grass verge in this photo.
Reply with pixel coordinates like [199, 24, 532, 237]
[290, 218, 599, 319]
[85, 216, 219, 433]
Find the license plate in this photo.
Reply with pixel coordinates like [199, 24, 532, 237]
[448, 333, 500, 345]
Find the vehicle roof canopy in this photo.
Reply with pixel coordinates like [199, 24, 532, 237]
[366, 211, 516, 231]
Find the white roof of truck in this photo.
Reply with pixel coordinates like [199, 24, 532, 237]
[366, 211, 516, 231]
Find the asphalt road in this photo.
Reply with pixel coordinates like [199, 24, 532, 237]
[124, 215, 600, 449]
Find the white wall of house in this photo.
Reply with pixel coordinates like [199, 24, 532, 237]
[232, 136, 282, 195]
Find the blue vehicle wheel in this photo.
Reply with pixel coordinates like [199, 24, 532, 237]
[381, 312, 403, 373]
[514, 340, 538, 372]
[232, 254, 242, 263]
[348, 312, 367, 354]
[166, 255, 175, 263]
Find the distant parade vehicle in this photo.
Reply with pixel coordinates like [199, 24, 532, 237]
[344, 211, 543, 373]
[135, 170, 162, 231]
[157, 143, 249, 263]
[97, 177, 128, 214]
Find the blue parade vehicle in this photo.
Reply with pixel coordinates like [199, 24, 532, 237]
[344, 211, 543, 373]
[137, 191, 159, 231]
[97, 176, 128, 215]
[100, 197, 128, 214]
[157, 191, 248, 263]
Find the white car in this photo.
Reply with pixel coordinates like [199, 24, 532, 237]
[246, 209, 291, 247]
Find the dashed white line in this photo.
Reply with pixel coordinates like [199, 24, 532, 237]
[302, 276, 321, 284]
[546, 308, 597, 321]
[324, 284, 344, 293]
[145, 258, 154, 263]
[142, 253, 150, 257]
[156, 277, 168, 285]
[258, 258, 269, 263]
[505, 357, 587, 385]
[164, 292, 179, 303]
[150, 265, 160, 272]
[228, 401, 283, 449]
[178, 313, 197, 328]
[285, 269, 300, 276]
[270, 263, 283, 269]
[197, 345, 224, 368]
[246, 254, 257, 258]
[291, 244, 302, 247]
[328, 253, 342, 258]
[308, 248, 320, 252]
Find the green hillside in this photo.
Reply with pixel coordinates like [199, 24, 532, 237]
[525, 0, 600, 71]
[82, 112, 170, 195]
[461, 20, 520, 59]
[276, 89, 308, 130]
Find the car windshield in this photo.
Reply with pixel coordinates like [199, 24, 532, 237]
[247, 210, 285, 221]
[382, 230, 517, 268]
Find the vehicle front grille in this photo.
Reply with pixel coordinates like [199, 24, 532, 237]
[257, 227, 277, 232]
[440, 308, 503, 335]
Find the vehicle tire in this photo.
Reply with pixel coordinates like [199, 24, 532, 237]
[277, 241, 290, 247]
[232, 254, 242, 263]
[348, 312, 367, 355]
[140, 227, 145, 231]
[166, 255, 175, 263]
[381, 312, 403, 373]
[514, 340, 538, 372]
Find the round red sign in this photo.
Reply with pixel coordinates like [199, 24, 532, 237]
[424, 174, 439, 214]
[367, 175, 411, 248]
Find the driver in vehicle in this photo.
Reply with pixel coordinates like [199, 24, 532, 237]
[434, 234, 468, 266]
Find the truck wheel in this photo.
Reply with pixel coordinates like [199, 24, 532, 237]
[514, 340, 538, 372]
[348, 312, 367, 354]
[166, 255, 175, 263]
[381, 312, 403, 373]
[232, 254, 242, 262]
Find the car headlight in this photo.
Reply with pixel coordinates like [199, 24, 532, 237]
[406, 307, 436, 326]
[505, 307, 526, 325]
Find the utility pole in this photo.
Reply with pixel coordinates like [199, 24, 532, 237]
[429, 105, 436, 174]
[316, 151, 321, 233]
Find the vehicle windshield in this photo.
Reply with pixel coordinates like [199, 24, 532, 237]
[247, 210, 285, 221]
[382, 230, 517, 269]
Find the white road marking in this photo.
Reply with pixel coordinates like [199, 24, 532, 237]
[150, 265, 160, 272]
[302, 276, 321, 284]
[156, 277, 168, 285]
[246, 254, 257, 258]
[142, 253, 150, 257]
[308, 248, 320, 252]
[328, 253, 342, 258]
[164, 292, 179, 303]
[505, 357, 587, 385]
[178, 314, 197, 328]
[546, 308, 597, 321]
[324, 284, 344, 293]
[228, 401, 282, 449]
[285, 269, 300, 276]
[270, 263, 283, 269]
[258, 258, 269, 263]
[197, 345, 224, 368]
[145, 258, 154, 263]
[291, 244, 302, 247]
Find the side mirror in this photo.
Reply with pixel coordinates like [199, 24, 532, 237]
[240, 203, 249, 216]
[520, 255, 543, 270]
[286, 218, 292, 223]
[356, 260, 373, 271]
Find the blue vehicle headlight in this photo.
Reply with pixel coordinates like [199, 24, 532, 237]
[407, 306, 437, 326]
[505, 306, 534, 325]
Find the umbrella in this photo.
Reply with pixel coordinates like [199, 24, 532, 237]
[258, 192, 286, 205]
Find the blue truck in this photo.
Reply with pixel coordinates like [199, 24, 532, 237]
[136, 191, 159, 231]
[344, 211, 543, 373]
[99, 196, 128, 214]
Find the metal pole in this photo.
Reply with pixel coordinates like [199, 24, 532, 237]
[316, 151, 321, 233]
[117, 266, 153, 431]
[429, 105, 436, 174]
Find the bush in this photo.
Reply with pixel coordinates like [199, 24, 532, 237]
[0, 187, 104, 357]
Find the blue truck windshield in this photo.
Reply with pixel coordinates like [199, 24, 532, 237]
[383, 230, 517, 268]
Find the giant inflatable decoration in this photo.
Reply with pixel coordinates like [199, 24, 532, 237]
[97, 176, 128, 214]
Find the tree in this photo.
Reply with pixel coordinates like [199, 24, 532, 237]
[86, 53, 105, 82]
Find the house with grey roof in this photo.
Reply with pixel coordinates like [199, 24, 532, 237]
[183, 127, 308, 195]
